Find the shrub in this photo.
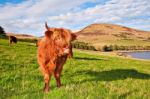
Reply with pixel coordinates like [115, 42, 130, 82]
[72, 41, 97, 51]
[102, 45, 113, 52]
[72, 41, 150, 51]
[0, 26, 6, 38]
[18, 38, 38, 43]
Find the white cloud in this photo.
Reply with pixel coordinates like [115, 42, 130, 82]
[47, 0, 150, 31]
[0, 0, 150, 36]
[1, 0, 100, 36]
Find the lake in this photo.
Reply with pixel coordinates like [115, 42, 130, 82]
[124, 51, 150, 60]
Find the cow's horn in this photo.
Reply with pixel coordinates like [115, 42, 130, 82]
[45, 22, 49, 30]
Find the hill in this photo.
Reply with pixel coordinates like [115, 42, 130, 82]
[6, 32, 39, 43]
[6, 32, 38, 40]
[76, 23, 150, 49]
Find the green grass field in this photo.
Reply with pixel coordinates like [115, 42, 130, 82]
[0, 39, 150, 99]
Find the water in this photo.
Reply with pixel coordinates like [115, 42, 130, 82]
[124, 51, 150, 60]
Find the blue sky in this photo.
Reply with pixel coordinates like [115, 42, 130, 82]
[0, 0, 150, 36]
[0, 0, 23, 5]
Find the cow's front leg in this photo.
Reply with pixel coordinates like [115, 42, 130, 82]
[43, 61, 56, 92]
[43, 73, 50, 92]
[40, 65, 51, 92]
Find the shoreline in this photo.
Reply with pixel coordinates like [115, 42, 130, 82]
[114, 50, 150, 60]
[74, 48, 150, 61]
[115, 50, 150, 53]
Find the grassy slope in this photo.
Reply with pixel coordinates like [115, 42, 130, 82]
[0, 39, 150, 99]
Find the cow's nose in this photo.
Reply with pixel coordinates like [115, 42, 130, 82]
[64, 48, 69, 54]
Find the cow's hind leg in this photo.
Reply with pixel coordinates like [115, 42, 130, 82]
[54, 70, 62, 87]
[54, 57, 67, 87]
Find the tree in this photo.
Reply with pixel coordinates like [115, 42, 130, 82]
[0, 26, 6, 38]
[102, 45, 113, 52]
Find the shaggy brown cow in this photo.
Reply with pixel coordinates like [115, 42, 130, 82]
[37, 23, 76, 92]
[9, 36, 17, 44]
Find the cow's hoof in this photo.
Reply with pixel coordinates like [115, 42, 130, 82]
[57, 84, 62, 88]
[43, 87, 50, 92]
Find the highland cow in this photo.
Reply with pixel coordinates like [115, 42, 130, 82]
[37, 23, 76, 92]
[9, 36, 17, 44]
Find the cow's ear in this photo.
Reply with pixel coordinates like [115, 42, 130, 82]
[45, 31, 53, 38]
[71, 33, 77, 41]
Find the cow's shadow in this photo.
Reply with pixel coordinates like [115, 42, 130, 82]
[71, 69, 150, 83]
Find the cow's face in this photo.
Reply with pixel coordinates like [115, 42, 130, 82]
[45, 23, 74, 56]
[52, 28, 71, 55]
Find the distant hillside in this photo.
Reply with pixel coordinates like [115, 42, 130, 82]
[76, 23, 150, 49]
[5, 32, 39, 43]
[3, 24, 150, 51]
[6, 32, 38, 40]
